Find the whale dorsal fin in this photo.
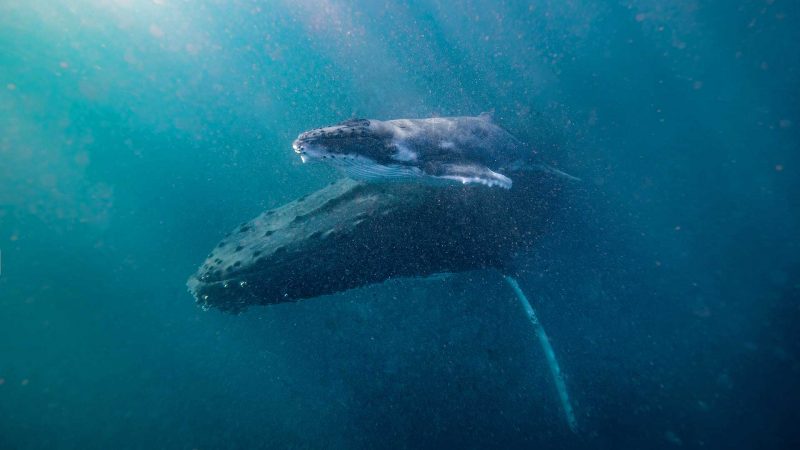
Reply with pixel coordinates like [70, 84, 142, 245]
[479, 111, 495, 122]
[431, 163, 512, 189]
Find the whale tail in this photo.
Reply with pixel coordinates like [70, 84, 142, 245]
[506, 160, 581, 182]
[532, 164, 582, 182]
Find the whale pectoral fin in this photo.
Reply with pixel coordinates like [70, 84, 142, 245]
[432, 163, 513, 189]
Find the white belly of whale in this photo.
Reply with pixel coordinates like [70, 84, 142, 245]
[333, 157, 512, 188]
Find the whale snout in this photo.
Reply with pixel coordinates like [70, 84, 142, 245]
[292, 136, 331, 164]
[292, 140, 310, 163]
[291, 138, 307, 163]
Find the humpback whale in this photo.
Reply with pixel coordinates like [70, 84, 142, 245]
[292, 114, 576, 189]
[187, 118, 580, 432]
[187, 173, 565, 311]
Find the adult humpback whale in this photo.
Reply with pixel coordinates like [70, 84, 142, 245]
[292, 113, 577, 189]
[187, 117, 580, 432]
[187, 173, 565, 311]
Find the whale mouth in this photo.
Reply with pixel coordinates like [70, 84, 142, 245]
[293, 139, 420, 180]
[292, 139, 310, 158]
[292, 139, 330, 164]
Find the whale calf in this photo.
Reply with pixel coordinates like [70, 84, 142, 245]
[292, 113, 575, 189]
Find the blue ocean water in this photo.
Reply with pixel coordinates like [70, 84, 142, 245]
[1, 1, 798, 448]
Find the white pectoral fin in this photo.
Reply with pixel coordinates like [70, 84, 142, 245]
[434, 164, 513, 189]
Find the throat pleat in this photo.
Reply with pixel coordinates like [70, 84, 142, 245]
[333, 157, 420, 181]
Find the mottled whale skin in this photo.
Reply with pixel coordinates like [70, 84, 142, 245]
[292, 114, 533, 189]
[187, 115, 578, 311]
[187, 171, 570, 312]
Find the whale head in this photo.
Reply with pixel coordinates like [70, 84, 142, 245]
[292, 119, 422, 181]
[293, 119, 387, 163]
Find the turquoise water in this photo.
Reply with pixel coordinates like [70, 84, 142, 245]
[1, 1, 798, 448]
